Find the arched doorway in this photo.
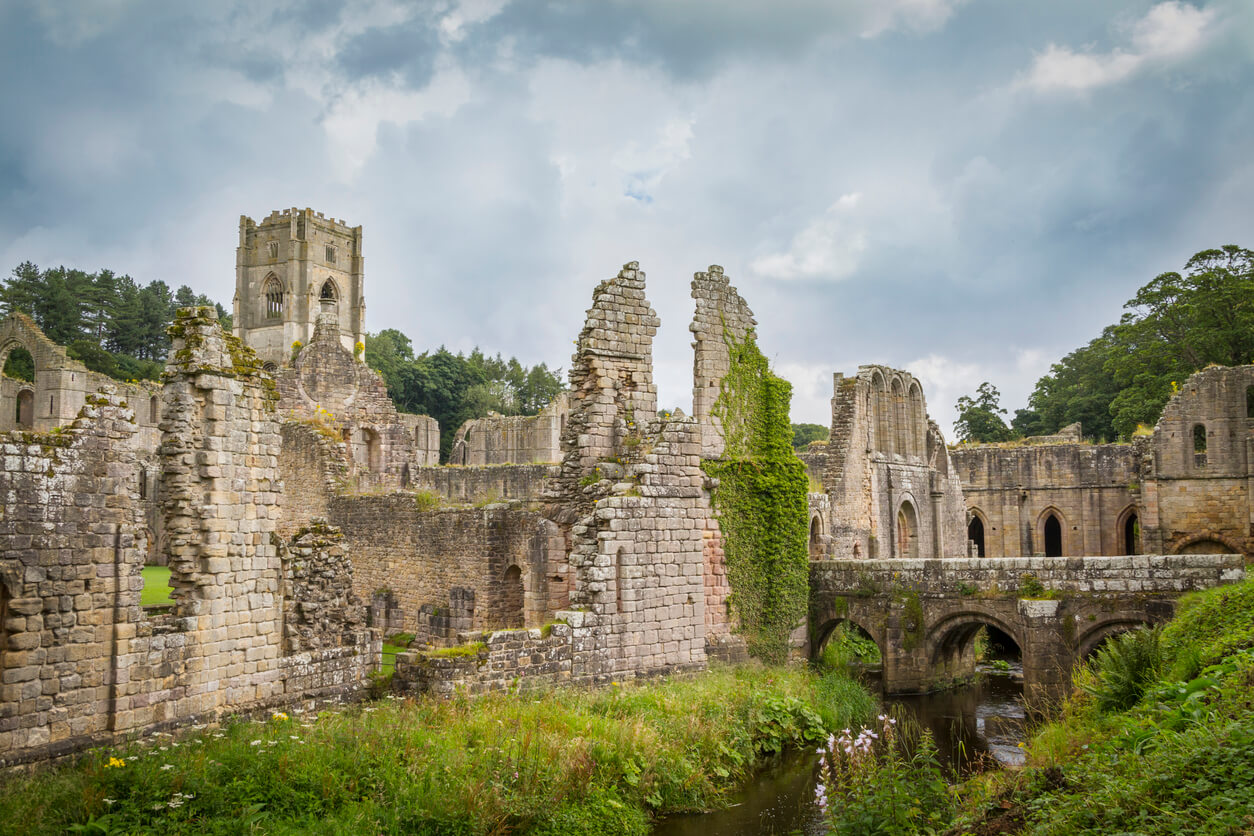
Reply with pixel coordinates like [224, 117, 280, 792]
[1043, 513, 1063, 557]
[967, 514, 986, 557]
[809, 515, 824, 559]
[1123, 512, 1139, 555]
[897, 500, 919, 559]
[501, 565, 524, 628]
[15, 389, 33, 428]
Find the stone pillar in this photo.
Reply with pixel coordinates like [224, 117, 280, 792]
[1018, 598, 1070, 703]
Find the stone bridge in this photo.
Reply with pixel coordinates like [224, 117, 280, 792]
[808, 554, 1245, 702]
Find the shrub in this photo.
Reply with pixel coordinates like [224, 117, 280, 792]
[1078, 627, 1162, 713]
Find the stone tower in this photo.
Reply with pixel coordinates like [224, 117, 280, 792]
[234, 208, 365, 369]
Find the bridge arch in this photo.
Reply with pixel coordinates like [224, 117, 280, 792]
[1076, 619, 1152, 660]
[927, 608, 1023, 681]
[812, 615, 885, 665]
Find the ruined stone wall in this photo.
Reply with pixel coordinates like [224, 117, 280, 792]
[399, 413, 440, 466]
[0, 393, 144, 760]
[276, 421, 348, 537]
[1140, 364, 1254, 556]
[950, 440, 1138, 557]
[327, 499, 569, 636]
[275, 314, 437, 489]
[690, 266, 756, 459]
[284, 522, 368, 652]
[394, 624, 575, 697]
[0, 312, 163, 449]
[0, 309, 379, 766]
[820, 367, 966, 559]
[407, 464, 554, 504]
[449, 393, 568, 466]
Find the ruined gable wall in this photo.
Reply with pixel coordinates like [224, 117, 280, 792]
[820, 367, 966, 559]
[950, 441, 1137, 557]
[275, 314, 437, 488]
[690, 266, 755, 459]
[0, 312, 163, 449]
[1140, 365, 1254, 556]
[449, 393, 568, 466]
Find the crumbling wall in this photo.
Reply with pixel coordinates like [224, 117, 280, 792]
[1140, 364, 1254, 556]
[275, 313, 437, 490]
[0, 312, 163, 448]
[449, 393, 568, 466]
[284, 521, 368, 652]
[819, 366, 966, 559]
[690, 265, 756, 459]
[0, 392, 144, 760]
[407, 464, 554, 504]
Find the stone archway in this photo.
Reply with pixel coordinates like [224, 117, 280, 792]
[813, 617, 884, 668]
[897, 499, 919, 559]
[1076, 619, 1152, 660]
[928, 610, 1024, 684]
[967, 510, 986, 558]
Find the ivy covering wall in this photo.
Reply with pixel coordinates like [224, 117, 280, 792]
[702, 333, 810, 663]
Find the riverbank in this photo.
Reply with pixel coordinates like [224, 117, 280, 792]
[938, 578, 1254, 835]
[0, 664, 874, 835]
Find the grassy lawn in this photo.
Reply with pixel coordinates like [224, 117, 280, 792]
[0, 664, 875, 835]
[140, 565, 173, 607]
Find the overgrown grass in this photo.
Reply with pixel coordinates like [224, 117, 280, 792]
[945, 578, 1254, 835]
[0, 664, 874, 835]
[140, 565, 173, 608]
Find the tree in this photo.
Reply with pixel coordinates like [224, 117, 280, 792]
[791, 423, 829, 449]
[953, 382, 1016, 443]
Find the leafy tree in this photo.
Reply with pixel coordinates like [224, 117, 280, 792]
[1018, 245, 1254, 440]
[791, 422, 829, 449]
[953, 382, 1016, 443]
[0, 261, 229, 383]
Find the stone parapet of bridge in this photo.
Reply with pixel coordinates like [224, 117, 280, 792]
[808, 554, 1245, 703]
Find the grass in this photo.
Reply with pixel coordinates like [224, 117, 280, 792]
[0, 664, 874, 835]
[140, 565, 173, 608]
[944, 577, 1254, 835]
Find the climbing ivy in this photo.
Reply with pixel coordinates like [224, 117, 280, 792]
[702, 332, 809, 664]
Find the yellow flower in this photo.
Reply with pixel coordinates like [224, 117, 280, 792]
[105, 756, 126, 768]
[272, 712, 289, 722]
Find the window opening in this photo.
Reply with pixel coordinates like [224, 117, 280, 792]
[264, 276, 283, 320]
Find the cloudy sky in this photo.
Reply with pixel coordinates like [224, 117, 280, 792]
[3, 0, 1252, 434]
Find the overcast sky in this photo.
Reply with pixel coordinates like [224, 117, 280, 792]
[3, 0, 1252, 435]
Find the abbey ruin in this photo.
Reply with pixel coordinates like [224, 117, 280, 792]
[0, 208, 1246, 764]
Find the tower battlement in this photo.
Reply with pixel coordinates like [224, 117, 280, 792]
[233, 208, 365, 369]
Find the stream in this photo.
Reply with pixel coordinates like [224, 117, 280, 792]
[651, 666, 1027, 836]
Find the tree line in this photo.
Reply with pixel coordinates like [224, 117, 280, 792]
[364, 329, 565, 462]
[0, 261, 229, 382]
[0, 263, 566, 462]
[953, 245, 1254, 443]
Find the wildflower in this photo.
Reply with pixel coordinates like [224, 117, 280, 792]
[249, 740, 262, 746]
[105, 757, 126, 768]
[272, 712, 288, 722]
[161, 764, 174, 771]
[103, 798, 116, 806]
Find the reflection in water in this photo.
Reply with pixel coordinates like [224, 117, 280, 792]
[650, 671, 1026, 836]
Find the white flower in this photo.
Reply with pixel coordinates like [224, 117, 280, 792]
[161, 764, 174, 771]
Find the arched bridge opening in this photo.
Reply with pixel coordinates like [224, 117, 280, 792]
[929, 612, 1023, 686]
[813, 616, 883, 672]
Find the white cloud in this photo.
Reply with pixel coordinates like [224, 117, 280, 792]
[857, 0, 968, 38]
[904, 350, 1053, 440]
[321, 67, 472, 182]
[750, 193, 867, 281]
[439, 0, 510, 43]
[1019, 1, 1216, 92]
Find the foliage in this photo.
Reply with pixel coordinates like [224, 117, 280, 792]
[702, 334, 809, 664]
[816, 713, 955, 834]
[0, 262, 230, 383]
[790, 422, 829, 449]
[817, 622, 882, 671]
[1076, 627, 1162, 713]
[1014, 245, 1254, 440]
[413, 489, 443, 512]
[953, 381, 1016, 443]
[948, 576, 1254, 835]
[364, 329, 564, 462]
[0, 665, 874, 835]
[2, 346, 33, 381]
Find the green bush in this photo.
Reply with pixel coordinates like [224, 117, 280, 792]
[1078, 627, 1162, 712]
